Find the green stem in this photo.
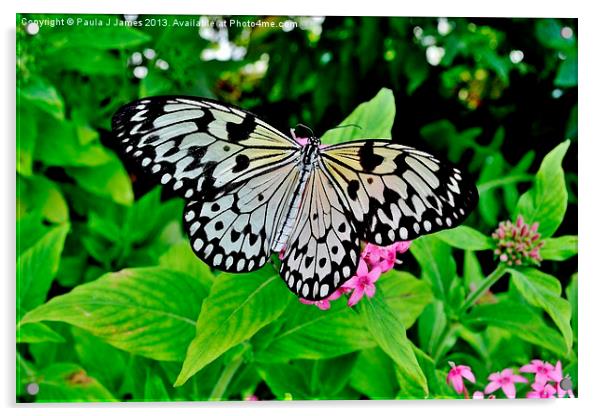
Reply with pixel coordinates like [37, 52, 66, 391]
[208, 354, 245, 401]
[459, 264, 507, 315]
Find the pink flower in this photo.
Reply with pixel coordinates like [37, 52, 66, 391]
[342, 259, 381, 306]
[473, 391, 484, 399]
[526, 382, 557, 399]
[484, 368, 528, 399]
[520, 359, 557, 384]
[446, 362, 476, 394]
[244, 394, 259, 401]
[492, 215, 544, 266]
[361, 241, 412, 272]
[551, 361, 575, 398]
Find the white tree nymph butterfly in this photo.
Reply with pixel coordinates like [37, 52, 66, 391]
[112, 96, 478, 300]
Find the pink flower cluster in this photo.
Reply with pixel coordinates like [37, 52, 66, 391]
[299, 241, 412, 310]
[492, 215, 544, 266]
[446, 359, 575, 399]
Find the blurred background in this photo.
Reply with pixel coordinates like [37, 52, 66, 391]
[16, 14, 577, 401]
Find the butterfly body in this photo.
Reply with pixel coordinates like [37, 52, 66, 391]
[112, 96, 478, 300]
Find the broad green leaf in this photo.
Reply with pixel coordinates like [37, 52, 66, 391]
[17, 175, 69, 224]
[17, 224, 70, 317]
[516, 140, 570, 238]
[18, 77, 64, 120]
[66, 155, 134, 205]
[17, 322, 65, 344]
[308, 353, 358, 398]
[144, 366, 171, 401]
[477, 154, 504, 226]
[320, 88, 395, 144]
[436, 225, 494, 251]
[399, 346, 455, 399]
[410, 236, 456, 302]
[255, 299, 375, 362]
[16, 108, 36, 176]
[72, 327, 127, 393]
[257, 361, 311, 399]
[46, 24, 151, 49]
[159, 241, 215, 291]
[357, 289, 428, 397]
[465, 299, 568, 356]
[34, 118, 113, 167]
[566, 274, 578, 339]
[535, 19, 576, 51]
[417, 300, 455, 360]
[555, 50, 577, 87]
[463, 250, 485, 290]
[350, 347, 398, 399]
[175, 272, 290, 386]
[21, 268, 207, 361]
[540, 235, 578, 261]
[378, 270, 433, 328]
[33, 363, 116, 402]
[46, 48, 125, 76]
[509, 268, 572, 351]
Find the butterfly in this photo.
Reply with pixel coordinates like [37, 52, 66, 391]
[112, 96, 478, 300]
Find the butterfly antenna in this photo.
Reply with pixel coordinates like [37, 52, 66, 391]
[295, 123, 316, 138]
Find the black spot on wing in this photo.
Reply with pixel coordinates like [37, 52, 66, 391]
[359, 141, 384, 172]
[232, 154, 250, 173]
[226, 114, 256, 142]
[347, 180, 360, 200]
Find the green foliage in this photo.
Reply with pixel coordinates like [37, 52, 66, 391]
[16, 14, 577, 402]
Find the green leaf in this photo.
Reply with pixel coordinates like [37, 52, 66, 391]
[159, 241, 215, 291]
[535, 19, 576, 51]
[566, 274, 578, 340]
[46, 24, 151, 50]
[175, 272, 290, 386]
[436, 225, 494, 251]
[555, 51, 577, 87]
[17, 175, 69, 224]
[516, 140, 570, 238]
[320, 88, 395, 144]
[17, 322, 65, 344]
[21, 267, 207, 361]
[540, 235, 578, 261]
[72, 327, 127, 392]
[66, 154, 134, 205]
[409, 346, 455, 398]
[33, 363, 116, 402]
[18, 77, 64, 120]
[509, 268, 573, 351]
[17, 224, 70, 317]
[357, 289, 428, 397]
[410, 236, 456, 302]
[34, 118, 113, 167]
[144, 366, 171, 401]
[378, 270, 433, 328]
[350, 347, 398, 399]
[17, 108, 37, 176]
[465, 299, 568, 356]
[257, 361, 311, 399]
[46, 48, 125, 76]
[255, 299, 375, 362]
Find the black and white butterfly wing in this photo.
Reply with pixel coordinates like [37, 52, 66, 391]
[280, 167, 360, 300]
[320, 140, 478, 246]
[112, 96, 300, 200]
[112, 96, 302, 272]
[183, 161, 300, 272]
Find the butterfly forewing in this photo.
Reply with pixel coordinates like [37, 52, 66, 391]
[112, 96, 300, 200]
[320, 140, 478, 246]
[280, 167, 360, 300]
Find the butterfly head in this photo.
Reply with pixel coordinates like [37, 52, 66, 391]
[293, 124, 321, 147]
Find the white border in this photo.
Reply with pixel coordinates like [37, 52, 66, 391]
[4, 1, 600, 416]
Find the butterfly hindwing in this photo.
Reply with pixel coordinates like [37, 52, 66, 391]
[321, 140, 478, 246]
[280, 167, 360, 300]
[112, 96, 300, 200]
[183, 161, 301, 272]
